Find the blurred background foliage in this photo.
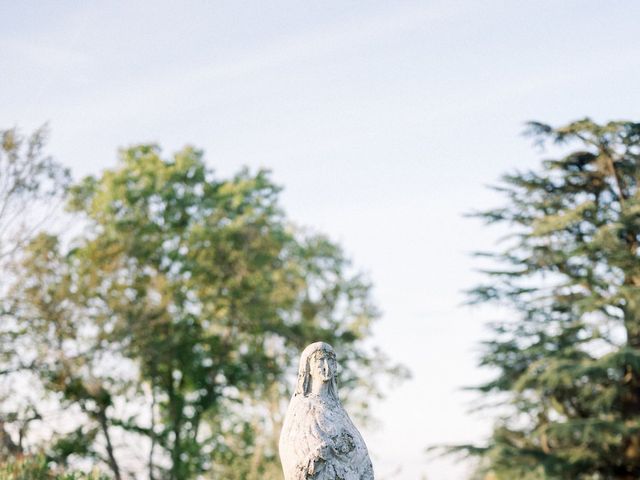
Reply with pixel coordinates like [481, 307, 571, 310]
[455, 119, 640, 480]
[0, 455, 108, 480]
[0, 127, 408, 479]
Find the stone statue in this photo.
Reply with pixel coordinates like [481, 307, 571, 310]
[279, 342, 374, 480]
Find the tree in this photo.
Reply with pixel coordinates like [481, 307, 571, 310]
[0, 126, 69, 462]
[0, 126, 69, 261]
[463, 119, 640, 479]
[0, 455, 108, 480]
[12, 143, 406, 478]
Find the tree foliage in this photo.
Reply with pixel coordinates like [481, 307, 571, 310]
[0, 126, 69, 464]
[0, 126, 69, 260]
[0, 455, 108, 480]
[8, 143, 406, 478]
[465, 119, 640, 479]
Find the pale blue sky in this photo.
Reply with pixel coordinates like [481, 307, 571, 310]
[2, 1, 640, 478]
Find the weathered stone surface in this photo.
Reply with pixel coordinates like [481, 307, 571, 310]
[279, 342, 374, 480]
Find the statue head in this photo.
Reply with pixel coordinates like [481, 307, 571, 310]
[295, 341, 339, 400]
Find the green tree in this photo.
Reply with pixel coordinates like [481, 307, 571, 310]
[13, 144, 405, 479]
[0, 126, 69, 261]
[0, 454, 108, 480]
[0, 126, 69, 462]
[463, 119, 640, 479]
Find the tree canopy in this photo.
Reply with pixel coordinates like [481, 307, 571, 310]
[0, 126, 69, 462]
[0, 125, 69, 261]
[465, 119, 640, 479]
[5, 141, 405, 479]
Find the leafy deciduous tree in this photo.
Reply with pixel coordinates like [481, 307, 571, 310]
[12, 143, 406, 478]
[0, 126, 69, 462]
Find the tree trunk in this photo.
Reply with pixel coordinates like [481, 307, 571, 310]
[98, 410, 121, 480]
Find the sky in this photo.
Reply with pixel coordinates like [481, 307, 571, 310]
[2, 0, 640, 478]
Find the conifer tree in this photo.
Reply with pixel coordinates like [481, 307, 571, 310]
[467, 119, 640, 479]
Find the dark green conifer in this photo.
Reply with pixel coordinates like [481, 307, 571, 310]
[467, 119, 640, 479]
